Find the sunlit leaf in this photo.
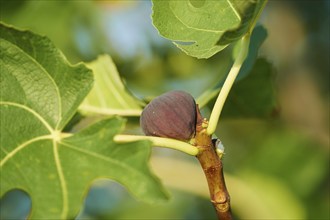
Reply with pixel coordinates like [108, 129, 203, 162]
[152, 0, 267, 58]
[79, 55, 143, 116]
[0, 23, 168, 219]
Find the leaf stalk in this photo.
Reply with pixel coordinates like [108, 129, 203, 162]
[114, 135, 199, 156]
[206, 35, 251, 135]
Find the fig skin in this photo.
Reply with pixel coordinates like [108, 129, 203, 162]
[140, 90, 197, 141]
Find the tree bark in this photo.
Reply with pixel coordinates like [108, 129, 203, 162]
[194, 106, 232, 220]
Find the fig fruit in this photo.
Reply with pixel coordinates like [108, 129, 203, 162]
[140, 90, 197, 141]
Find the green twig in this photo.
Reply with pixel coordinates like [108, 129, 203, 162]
[114, 135, 199, 156]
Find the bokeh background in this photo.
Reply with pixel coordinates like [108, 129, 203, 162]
[0, 1, 329, 219]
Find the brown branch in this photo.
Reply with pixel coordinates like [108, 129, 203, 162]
[193, 106, 232, 220]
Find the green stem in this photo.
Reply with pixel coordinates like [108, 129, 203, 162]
[206, 35, 251, 135]
[114, 135, 199, 156]
[248, 0, 268, 34]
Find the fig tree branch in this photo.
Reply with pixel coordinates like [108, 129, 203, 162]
[194, 108, 232, 220]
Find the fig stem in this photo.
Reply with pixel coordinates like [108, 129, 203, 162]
[207, 35, 251, 135]
[114, 135, 199, 156]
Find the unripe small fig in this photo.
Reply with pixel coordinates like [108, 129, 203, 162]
[140, 90, 197, 141]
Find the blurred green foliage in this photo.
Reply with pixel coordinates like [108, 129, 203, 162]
[0, 1, 329, 220]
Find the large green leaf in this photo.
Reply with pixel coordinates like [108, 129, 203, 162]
[152, 0, 267, 58]
[79, 55, 143, 116]
[0, 23, 168, 219]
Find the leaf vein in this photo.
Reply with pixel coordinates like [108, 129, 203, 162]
[226, 0, 241, 20]
[0, 134, 53, 167]
[53, 139, 68, 219]
[0, 101, 54, 132]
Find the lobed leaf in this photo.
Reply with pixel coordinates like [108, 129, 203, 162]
[0, 23, 168, 219]
[79, 55, 143, 116]
[152, 0, 267, 58]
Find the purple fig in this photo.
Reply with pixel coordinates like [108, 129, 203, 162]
[140, 90, 197, 141]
